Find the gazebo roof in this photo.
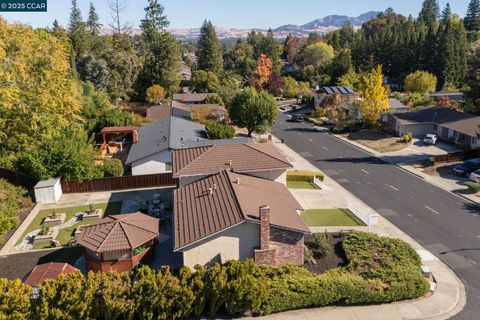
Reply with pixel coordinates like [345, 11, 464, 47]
[24, 262, 78, 287]
[76, 212, 159, 253]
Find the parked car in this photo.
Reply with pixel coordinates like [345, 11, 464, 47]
[469, 169, 480, 182]
[291, 114, 303, 122]
[453, 158, 480, 176]
[423, 133, 438, 145]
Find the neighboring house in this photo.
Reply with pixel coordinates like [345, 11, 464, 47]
[173, 170, 310, 268]
[386, 106, 480, 149]
[173, 93, 211, 104]
[145, 103, 191, 121]
[383, 76, 401, 91]
[125, 116, 207, 175]
[180, 62, 192, 81]
[381, 98, 408, 122]
[172, 100, 228, 122]
[173, 143, 292, 186]
[428, 90, 465, 102]
[76, 212, 159, 273]
[24, 262, 78, 287]
[314, 86, 357, 108]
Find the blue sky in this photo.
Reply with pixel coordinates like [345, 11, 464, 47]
[0, 0, 471, 29]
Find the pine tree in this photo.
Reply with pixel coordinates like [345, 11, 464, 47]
[419, 0, 439, 29]
[441, 3, 451, 24]
[197, 20, 223, 74]
[86, 2, 101, 36]
[68, 0, 89, 58]
[465, 0, 480, 31]
[140, 0, 169, 35]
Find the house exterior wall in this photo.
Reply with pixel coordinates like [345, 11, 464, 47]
[398, 123, 432, 137]
[132, 150, 172, 175]
[181, 222, 260, 269]
[85, 244, 155, 273]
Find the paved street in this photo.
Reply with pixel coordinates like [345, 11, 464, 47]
[273, 113, 480, 320]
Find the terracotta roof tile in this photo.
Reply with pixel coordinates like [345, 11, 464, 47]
[173, 143, 292, 178]
[173, 171, 308, 249]
[24, 262, 78, 287]
[76, 212, 159, 253]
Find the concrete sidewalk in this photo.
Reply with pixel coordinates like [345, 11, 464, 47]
[264, 138, 466, 320]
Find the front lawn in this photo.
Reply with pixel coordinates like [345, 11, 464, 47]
[17, 202, 122, 249]
[287, 180, 320, 189]
[344, 129, 408, 153]
[301, 208, 366, 226]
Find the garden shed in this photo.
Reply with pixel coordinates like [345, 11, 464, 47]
[34, 178, 62, 204]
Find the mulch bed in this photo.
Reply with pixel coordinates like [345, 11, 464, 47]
[303, 233, 349, 274]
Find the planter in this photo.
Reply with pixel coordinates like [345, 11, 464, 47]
[34, 229, 57, 243]
[43, 213, 66, 226]
[82, 209, 104, 220]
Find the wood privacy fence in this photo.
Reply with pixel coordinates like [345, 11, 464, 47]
[61, 173, 177, 193]
[0, 167, 38, 189]
[431, 152, 464, 165]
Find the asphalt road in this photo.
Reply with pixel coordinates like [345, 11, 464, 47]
[273, 113, 480, 320]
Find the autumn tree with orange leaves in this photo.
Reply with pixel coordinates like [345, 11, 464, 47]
[249, 53, 272, 90]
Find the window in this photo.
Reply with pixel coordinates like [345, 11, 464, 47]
[433, 123, 438, 131]
[472, 137, 477, 145]
[165, 162, 172, 171]
[453, 131, 458, 138]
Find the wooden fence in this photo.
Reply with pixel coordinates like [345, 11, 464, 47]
[61, 173, 177, 193]
[0, 167, 38, 189]
[432, 152, 464, 165]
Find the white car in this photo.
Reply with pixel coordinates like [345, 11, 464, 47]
[469, 169, 480, 182]
[423, 133, 438, 145]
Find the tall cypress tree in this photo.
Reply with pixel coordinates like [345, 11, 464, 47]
[419, 0, 439, 29]
[196, 20, 223, 74]
[86, 2, 101, 36]
[68, 0, 89, 58]
[441, 3, 451, 25]
[465, 0, 480, 31]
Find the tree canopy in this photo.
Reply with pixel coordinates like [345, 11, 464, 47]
[197, 20, 223, 74]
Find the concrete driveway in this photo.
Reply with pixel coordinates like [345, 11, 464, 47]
[381, 139, 461, 164]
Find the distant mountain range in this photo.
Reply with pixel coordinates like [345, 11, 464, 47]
[168, 11, 381, 40]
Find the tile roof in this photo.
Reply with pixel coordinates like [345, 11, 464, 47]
[392, 106, 480, 136]
[147, 104, 191, 121]
[173, 93, 210, 103]
[24, 262, 78, 287]
[76, 212, 159, 253]
[173, 143, 292, 178]
[172, 101, 228, 117]
[173, 171, 308, 249]
[125, 116, 207, 164]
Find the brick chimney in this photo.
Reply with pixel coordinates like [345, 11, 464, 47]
[132, 130, 139, 143]
[259, 205, 271, 250]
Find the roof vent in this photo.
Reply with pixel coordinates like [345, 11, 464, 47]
[213, 183, 217, 190]
[227, 160, 232, 166]
[235, 178, 240, 184]
[208, 187, 213, 195]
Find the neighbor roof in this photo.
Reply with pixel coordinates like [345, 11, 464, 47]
[173, 143, 292, 178]
[146, 104, 191, 121]
[392, 106, 480, 137]
[172, 101, 228, 117]
[100, 126, 139, 134]
[173, 93, 210, 103]
[318, 86, 355, 94]
[389, 98, 407, 110]
[76, 212, 159, 253]
[24, 262, 78, 287]
[174, 170, 308, 249]
[125, 116, 207, 164]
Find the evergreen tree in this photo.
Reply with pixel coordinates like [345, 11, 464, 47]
[441, 3, 452, 24]
[86, 2, 101, 36]
[419, 0, 439, 28]
[197, 20, 223, 74]
[331, 49, 353, 84]
[465, 0, 480, 31]
[136, 1, 181, 98]
[68, 0, 89, 58]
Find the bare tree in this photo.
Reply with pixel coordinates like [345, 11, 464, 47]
[108, 0, 131, 34]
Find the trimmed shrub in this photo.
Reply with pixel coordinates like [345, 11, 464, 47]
[103, 159, 124, 177]
[464, 181, 480, 193]
[287, 170, 325, 182]
[399, 132, 413, 143]
[205, 120, 235, 139]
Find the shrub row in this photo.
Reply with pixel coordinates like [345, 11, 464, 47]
[205, 120, 236, 139]
[287, 170, 325, 182]
[0, 233, 429, 319]
[464, 181, 480, 193]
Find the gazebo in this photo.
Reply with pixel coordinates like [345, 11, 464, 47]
[76, 212, 160, 273]
[99, 126, 139, 157]
[24, 262, 78, 287]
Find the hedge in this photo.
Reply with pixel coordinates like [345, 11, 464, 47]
[287, 170, 325, 182]
[0, 179, 31, 244]
[464, 181, 480, 193]
[0, 233, 428, 319]
[205, 120, 235, 139]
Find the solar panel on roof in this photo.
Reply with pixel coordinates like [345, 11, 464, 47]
[324, 87, 333, 94]
[331, 87, 340, 93]
[338, 87, 348, 94]
[345, 87, 355, 94]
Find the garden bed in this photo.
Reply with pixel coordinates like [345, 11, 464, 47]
[301, 209, 366, 226]
[304, 233, 348, 274]
[343, 129, 408, 153]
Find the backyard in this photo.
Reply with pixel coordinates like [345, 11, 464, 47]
[344, 129, 408, 153]
[16, 202, 122, 250]
[301, 208, 365, 226]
